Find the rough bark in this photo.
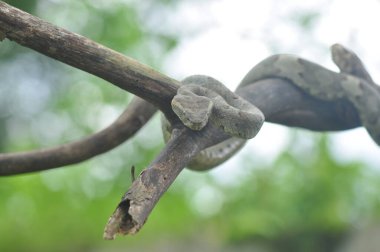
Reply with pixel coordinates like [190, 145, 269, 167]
[0, 1, 179, 117]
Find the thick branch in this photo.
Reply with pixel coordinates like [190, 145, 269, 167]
[104, 123, 229, 239]
[0, 97, 156, 176]
[0, 1, 180, 116]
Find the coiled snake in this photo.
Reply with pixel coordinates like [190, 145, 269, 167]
[162, 44, 380, 171]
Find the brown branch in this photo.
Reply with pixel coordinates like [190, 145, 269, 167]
[104, 123, 230, 239]
[103, 127, 199, 239]
[0, 1, 180, 117]
[0, 1, 184, 176]
[0, 97, 156, 176]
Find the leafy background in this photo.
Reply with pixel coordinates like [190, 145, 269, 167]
[1, 0, 380, 251]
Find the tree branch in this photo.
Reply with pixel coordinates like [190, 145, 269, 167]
[0, 1, 179, 117]
[103, 127, 200, 239]
[0, 97, 156, 176]
[104, 122, 231, 239]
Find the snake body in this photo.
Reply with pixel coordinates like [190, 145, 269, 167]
[162, 45, 380, 171]
[162, 75, 264, 171]
[240, 53, 380, 146]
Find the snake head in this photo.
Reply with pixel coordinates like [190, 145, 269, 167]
[171, 75, 264, 139]
[171, 88, 213, 131]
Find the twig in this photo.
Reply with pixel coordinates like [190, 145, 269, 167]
[0, 97, 156, 176]
[130, 165, 136, 183]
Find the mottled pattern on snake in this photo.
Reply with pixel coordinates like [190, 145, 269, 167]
[240, 50, 380, 146]
[162, 44, 380, 171]
[162, 75, 264, 171]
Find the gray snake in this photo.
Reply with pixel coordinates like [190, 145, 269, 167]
[162, 44, 380, 171]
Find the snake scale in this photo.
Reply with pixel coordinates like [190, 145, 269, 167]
[162, 44, 380, 171]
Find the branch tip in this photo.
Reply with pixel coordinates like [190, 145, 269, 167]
[103, 199, 139, 240]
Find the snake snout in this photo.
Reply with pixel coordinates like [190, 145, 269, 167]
[171, 90, 213, 131]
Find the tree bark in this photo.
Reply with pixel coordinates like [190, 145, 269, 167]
[0, 1, 179, 117]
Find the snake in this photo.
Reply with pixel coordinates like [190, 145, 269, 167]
[161, 75, 264, 170]
[162, 44, 380, 171]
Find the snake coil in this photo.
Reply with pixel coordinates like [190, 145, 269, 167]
[162, 44, 380, 171]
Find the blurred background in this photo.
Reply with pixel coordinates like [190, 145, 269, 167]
[1, 0, 380, 251]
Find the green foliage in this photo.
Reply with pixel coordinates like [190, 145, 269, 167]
[0, 166, 196, 252]
[214, 134, 380, 251]
[84, 4, 143, 52]
[3, 0, 38, 14]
